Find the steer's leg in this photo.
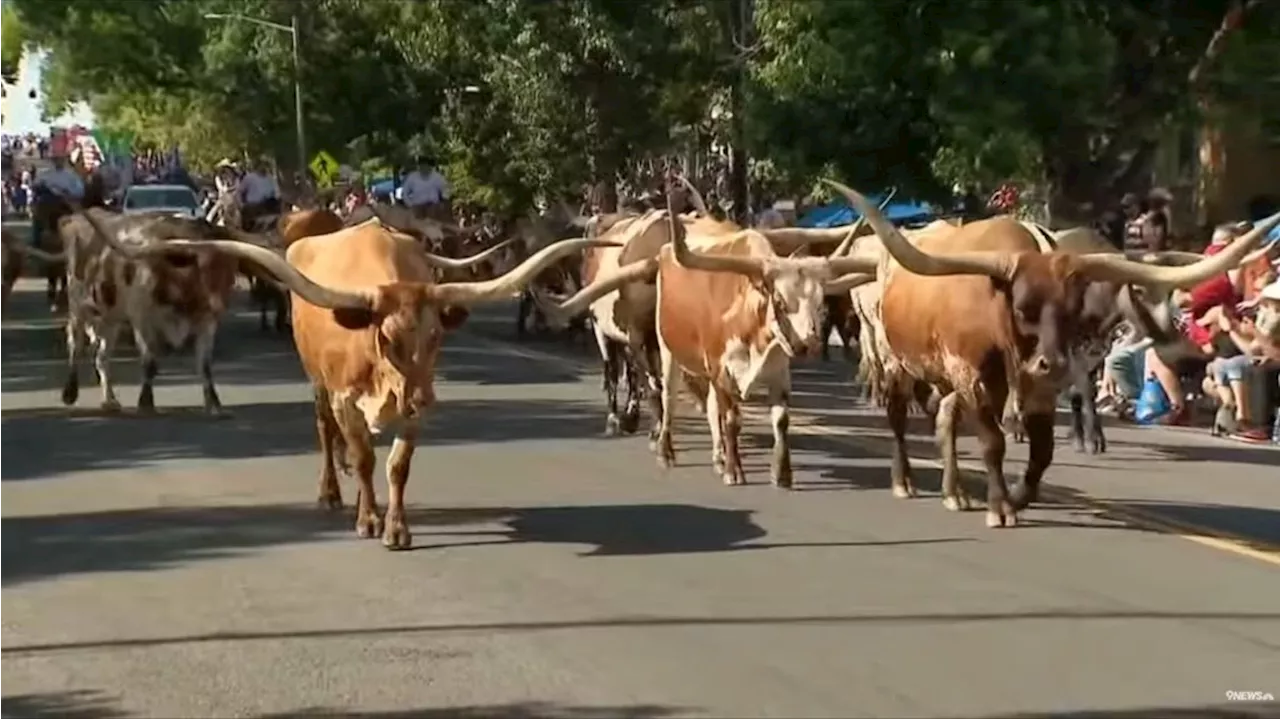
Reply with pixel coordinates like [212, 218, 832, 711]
[274, 292, 290, 334]
[1070, 357, 1105, 454]
[335, 412, 380, 539]
[1012, 412, 1054, 511]
[886, 390, 917, 498]
[767, 381, 793, 489]
[973, 400, 1016, 528]
[193, 320, 224, 415]
[132, 326, 159, 413]
[639, 331, 665, 450]
[61, 311, 87, 406]
[598, 329, 622, 437]
[722, 395, 747, 486]
[935, 392, 972, 511]
[382, 424, 418, 550]
[313, 386, 343, 510]
[619, 353, 643, 435]
[89, 321, 122, 412]
[705, 385, 726, 478]
[655, 341, 678, 468]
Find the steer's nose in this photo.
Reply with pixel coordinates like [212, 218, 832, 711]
[1030, 354, 1067, 379]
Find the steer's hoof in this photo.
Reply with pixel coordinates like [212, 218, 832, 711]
[618, 411, 641, 435]
[985, 504, 1019, 528]
[771, 475, 793, 490]
[657, 454, 675, 470]
[101, 398, 122, 413]
[317, 490, 343, 511]
[603, 415, 621, 437]
[61, 382, 79, 406]
[721, 471, 746, 486]
[891, 483, 918, 499]
[355, 511, 384, 539]
[382, 517, 412, 550]
[205, 405, 230, 420]
[942, 494, 972, 512]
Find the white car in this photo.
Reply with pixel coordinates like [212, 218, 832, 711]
[121, 184, 201, 218]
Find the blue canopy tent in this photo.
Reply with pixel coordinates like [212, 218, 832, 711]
[797, 193, 937, 228]
[368, 177, 397, 197]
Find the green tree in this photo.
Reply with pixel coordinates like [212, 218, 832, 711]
[2, 4, 27, 84]
[750, 0, 1279, 219]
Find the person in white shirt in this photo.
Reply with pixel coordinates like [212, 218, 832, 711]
[400, 158, 451, 222]
[235, 160, 281, 229]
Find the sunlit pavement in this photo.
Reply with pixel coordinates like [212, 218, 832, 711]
[3, 279, 1278, 719]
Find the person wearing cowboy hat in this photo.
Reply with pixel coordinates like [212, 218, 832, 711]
[213, 159, 240, 197]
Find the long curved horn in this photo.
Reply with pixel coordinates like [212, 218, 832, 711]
[427, 237, 622, 306]
[676, 175, 709, 216]
[1124, 250, 1204, 266]
[1074, 212, 1280, 287]
[824, 180, 1016, 281]
[97, 238, 374, 311]
[827, 255, 881, 276]
[418, 237, 519, 270]
[663, 183, 764, 278]
[532, 257, 660, 328]
[4, 236, 66, 263]
[825, 271, 876, 295]
[832, 187, 897, 257]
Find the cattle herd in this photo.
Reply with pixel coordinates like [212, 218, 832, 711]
[3, 180, 1278, 549]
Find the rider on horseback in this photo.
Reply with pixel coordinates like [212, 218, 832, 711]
[30, 150, 85, 310]
[236, 158, 282, 231]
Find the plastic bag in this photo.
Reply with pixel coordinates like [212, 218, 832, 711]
[1133, 377, 1172, 425]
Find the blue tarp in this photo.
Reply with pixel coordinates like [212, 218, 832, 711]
[797, 193, 936, 228]
[369, 177, 397, 196]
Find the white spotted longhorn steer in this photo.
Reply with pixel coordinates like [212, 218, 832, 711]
[539, 186, 878, 488]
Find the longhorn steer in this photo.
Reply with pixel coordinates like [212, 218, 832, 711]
[3, 230, 65, 310]
[60, 210, 245, 414]
[1, 230, 21, 308]
[249, 208, 346, 332]
[120, 219, 609, 549]
[829, 181, 1280, 527]
[539, 198, 876, 486]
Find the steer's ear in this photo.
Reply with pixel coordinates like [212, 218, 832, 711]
[332, 307, 376, 330]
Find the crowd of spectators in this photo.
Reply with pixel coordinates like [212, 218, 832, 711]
[1100, 201, 1280, 444]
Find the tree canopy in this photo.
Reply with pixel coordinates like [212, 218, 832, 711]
[11, 0, 1277, 222]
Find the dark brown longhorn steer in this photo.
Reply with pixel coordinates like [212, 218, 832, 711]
[829, 180, 1280, 528]
[248, 208, 346, 332]
[538, 196, 877, 487]
[105, 220, 613, 549]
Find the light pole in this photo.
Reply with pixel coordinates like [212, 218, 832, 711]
[203, 12, 307, 176]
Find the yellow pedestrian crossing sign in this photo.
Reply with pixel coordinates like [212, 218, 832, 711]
[308, 150, 340, 186]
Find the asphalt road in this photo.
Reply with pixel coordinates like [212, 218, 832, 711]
[3, 279, 1279, 719]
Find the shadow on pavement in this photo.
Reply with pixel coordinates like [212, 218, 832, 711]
[1092, 496, 1280, 551]
[410, 503, 969, 557]
[255, 702, 688, 719]
[1, 397, 608, 481]
[0, 689, 128, 719]
[1142, 440, 1280, 467]
[1, 503, 345, 588]
[0, 501, 962, 587]
[8, 608, 1279, 657]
